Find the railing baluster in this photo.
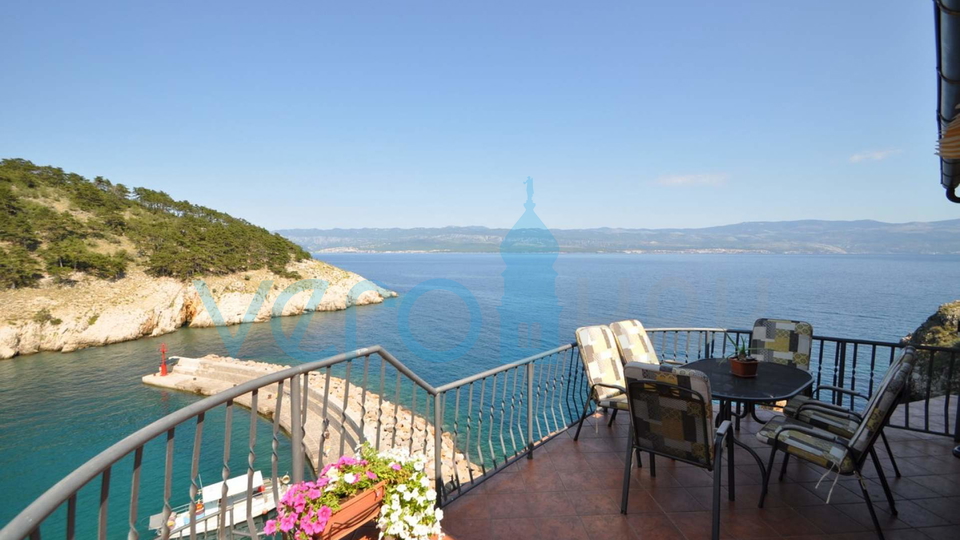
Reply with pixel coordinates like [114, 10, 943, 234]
[849, 343, 859, 409]
[340, 360, 353, 456]
[219, 401, 233, 539]
[359, 355, 370, 447]
[318, 368, 331, 467]
[290, 376, 303, 483]
[507, 367, 519, 456]
[925, 351, 934, 432]
[944, 351, 955, 436]
[497, 371, 509, 460]
[66, 494, 76, 540]
[190, 412, 206, 540]
[301, 371, 310, 468]
[526, 362, 534, 458]
[128, 447, 143, 540]
[270, 382, 283, 503]
[160, 428, 175, 540]
[376, 358, 386, 450]
[408, 380, 417, 455]
[433, 392, 443, 499]
[245, 390, 259, 538]
[391, 370, 401, 450]
[486, 375, 498, 468]
[98, 466, 110, 540]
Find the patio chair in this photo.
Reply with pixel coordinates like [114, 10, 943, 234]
[781, 352, 911, 478]
[739, 318, 814, 426]
[756, 347, 917, 540]
[750, 318, 814, 369]
[621, 363, 767, 540]
[610, 319, 660, 365]
[573, 325, 630, 439]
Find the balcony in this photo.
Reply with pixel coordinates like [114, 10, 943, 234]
[1, 328, 958, 540]
[440, 405, 960, 540]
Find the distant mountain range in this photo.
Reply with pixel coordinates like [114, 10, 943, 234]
[277, 220, 960, 255]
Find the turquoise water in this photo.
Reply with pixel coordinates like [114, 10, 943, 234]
[1, 253, 958, 535]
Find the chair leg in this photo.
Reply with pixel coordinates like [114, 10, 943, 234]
[712, 462, 723, 540]
[759, 446, 778, 508]
[727, 431, 736, 501]
[608, 409, 618, 427]
[779, 452, 791, 481]
[650, 452, 657, 478]
[880, 430, 901, 478]
[573, 401, 592, 441]
[735, 402, 742, 432]
[871, 448, 898, 516]
[635, 448, 643, 468]
[857, 472, 887, 540]
[621, 428, 633, 514]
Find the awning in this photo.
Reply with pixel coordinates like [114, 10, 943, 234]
[935, 0, 960, 202]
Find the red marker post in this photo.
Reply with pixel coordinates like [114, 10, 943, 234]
[160, 343, 168, 376]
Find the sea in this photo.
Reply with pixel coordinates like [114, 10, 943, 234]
[1, 253, 958, 535]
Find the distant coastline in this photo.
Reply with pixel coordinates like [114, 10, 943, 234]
[279, 219, 960, 255]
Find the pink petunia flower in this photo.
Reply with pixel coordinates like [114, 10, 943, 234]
[390, 463, 402, 471]
[279, 512, 297, 533]
[263, 519, 277, 535]
[366, 471, 377, 480]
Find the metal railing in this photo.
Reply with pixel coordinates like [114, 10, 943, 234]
[646, 328, 960, 440]
[3, 327, 957, 540]
[0, 344, 589, 540]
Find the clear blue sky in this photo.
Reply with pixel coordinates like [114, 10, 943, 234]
[2, 1, 955, 229]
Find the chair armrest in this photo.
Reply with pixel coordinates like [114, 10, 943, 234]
[813, 385, 866, 401]
[713, 420, 732, 470]
[771, 423, 849, 448]
[795, 402, 862, 422]
[662, 359, 685, 366]
[590, 382, 627, 397]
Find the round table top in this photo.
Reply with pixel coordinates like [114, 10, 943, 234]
[683, 358, 814, 402]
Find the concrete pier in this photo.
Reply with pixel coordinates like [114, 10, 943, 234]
[142, 355, 481, 484]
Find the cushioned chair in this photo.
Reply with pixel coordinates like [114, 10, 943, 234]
[738, 319, 815, 428]
[781, 353, 910, 478]
[573, 325, 630, 440]
[622, 363, 767, 540]
[756, 347, 917, 540]
[609, 319, 660, 365]
[750, 318, 814, 370]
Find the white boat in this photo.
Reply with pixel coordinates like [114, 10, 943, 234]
[148, 471, 290, 538]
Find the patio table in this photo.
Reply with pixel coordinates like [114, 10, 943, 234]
[683, 357, 814, 426]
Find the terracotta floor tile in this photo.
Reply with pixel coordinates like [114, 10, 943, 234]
[915, 524, 960, 540]
[647, 486, 705, 513]
[918, 496, 960, 524]
[795, 504, 872, 534]
[484, 491, 534, 519]
[579, 514, 641, 540]
[755, 506, 824, 537]
[441, 518, 493, 540]
[666, 510, 735, 539]
[526, 490, 579, 517]
[624, 512, 686, 540]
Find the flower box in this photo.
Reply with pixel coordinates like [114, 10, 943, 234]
[321, 481, 386, 540]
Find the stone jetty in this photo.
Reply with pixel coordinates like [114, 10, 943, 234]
[142, 355, 481, 486]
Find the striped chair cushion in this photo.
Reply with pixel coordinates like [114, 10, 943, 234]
[610, 319, 659, 365]
[796, 408, 859, 437]
[782, 395, 811, 416]
[575, 325, 627, 401]
[624, 363, 715, 465]
[848, 348, 917, 454]
[599, 394, 630, 411]
[750, 319, 813, 370]
[756, 416, 856, 474]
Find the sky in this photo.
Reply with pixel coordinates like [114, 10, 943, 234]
[1, 1, 956, 230]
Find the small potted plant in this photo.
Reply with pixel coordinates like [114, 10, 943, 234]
[264, 444, 443, 540]
[726, 337, 759, 378]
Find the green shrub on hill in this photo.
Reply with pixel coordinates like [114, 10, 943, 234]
[0, 158, 309, 287]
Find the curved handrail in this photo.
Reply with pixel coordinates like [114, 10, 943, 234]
[0, 345, 425, 540]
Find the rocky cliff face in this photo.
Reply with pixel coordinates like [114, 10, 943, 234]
[904, 300, 960, 349]
[0, 259, 396, 360]
[903, 300, 960, 400]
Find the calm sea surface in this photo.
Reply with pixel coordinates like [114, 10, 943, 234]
[1, 253, 958, 533]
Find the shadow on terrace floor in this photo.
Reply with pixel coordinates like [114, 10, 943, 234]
[439, 410, 960, 540]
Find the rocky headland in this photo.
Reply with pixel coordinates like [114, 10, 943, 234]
[0, 259, 396, 360]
